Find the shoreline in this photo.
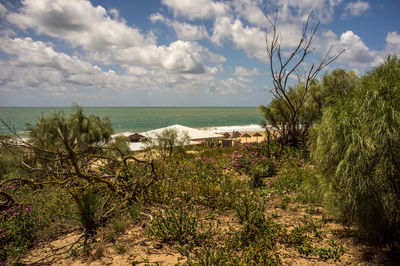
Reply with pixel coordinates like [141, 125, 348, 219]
[112, 124, 266, 136]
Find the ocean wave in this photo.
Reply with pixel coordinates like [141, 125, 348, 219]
[201, 124, 265, 133]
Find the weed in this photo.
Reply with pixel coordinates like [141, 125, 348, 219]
[148, 200, 213, 248]
[128, 203, 141, 222]
[114, 243, 127, 254]
[270, 212, 280, 219]
[280, 196, 291, 210]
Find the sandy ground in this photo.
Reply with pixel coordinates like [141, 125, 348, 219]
[21, 187, 400, 265]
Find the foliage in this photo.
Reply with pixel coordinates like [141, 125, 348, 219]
[312, 56, 400, 241]
[142, 128, 190, 160]
[148, 199, 213, 249]
[0, 202, 42, 264]
[231, 142, 276, 188]
[263, 11, 344, 147]
[1, 106, 158, 241]
[26, 104, 112, 151]
[0, 135, 20, 178]
[259, 68, 359, 148]
[146, 155, 243, 210]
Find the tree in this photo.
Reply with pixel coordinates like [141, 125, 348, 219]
[259, 68, 359, 149]
[312, 56, 400, 241]
[1, 106, 158, 238]
[142, 128, 190, 160]
[26, 104, 112, 150]
[262, 11, 345, 147]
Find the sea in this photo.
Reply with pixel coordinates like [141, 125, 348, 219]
[0, 107, 265, 135]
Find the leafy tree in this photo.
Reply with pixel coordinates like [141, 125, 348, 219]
[142, 128, 190, 160]
[26, 104, 112, 150]
[259, 69, 360, 149]
[1, 105, 157, 238]
[312, 56, 400, 241]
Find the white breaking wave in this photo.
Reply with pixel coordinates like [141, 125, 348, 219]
[111, 124, 267, 139]
[201, 124, 265, 133]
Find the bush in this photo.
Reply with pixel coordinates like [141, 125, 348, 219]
[312, 56, 400, 241]
[148, 199, 213, 247]
[231, 143, 276, 188]
[0, 204, 42, 264]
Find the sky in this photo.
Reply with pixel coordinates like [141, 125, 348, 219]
[0, 0, 399, 107]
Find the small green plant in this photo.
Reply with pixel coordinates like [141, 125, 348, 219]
[128, 203, 141, 222]
[314, 241, 346, 261]
[269, 212, 280, 219]
[148, 200, 212, 247]
[280, 196, 291, 210]
[114, 243, 127, 254]
[0, 203, 42, 263]
[233, 193, 265, 224]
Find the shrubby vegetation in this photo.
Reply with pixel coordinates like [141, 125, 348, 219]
[312, 56, 400, 241]
[1, 58, 399, 264]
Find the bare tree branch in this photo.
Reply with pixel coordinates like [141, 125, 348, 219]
[264, 10, 346, 146]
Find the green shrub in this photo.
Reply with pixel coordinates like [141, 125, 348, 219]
[0, 204, 42, 264]
[312, 56, 400, 241]
[148, 200, 212, 247]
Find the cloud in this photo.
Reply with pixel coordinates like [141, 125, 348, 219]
[6, 0, 226, 74]
[211, 17, 266, 60]
[0, 3, 7, 17]
[214, 78, 252, 95]
[268, 0, 342, 24]
[160, 0, 230, 20]
[232, 0, 265, 26]
[234, 66, 261, 76]
[337, 30, 382, 67]
[7, 0, 152, 50]
[0, 36, 221, 96]
[0, 36, 124, 91]
[343, 1, 370, 17]
[385, 31, 400, 55]
[150, 12, 209, 41]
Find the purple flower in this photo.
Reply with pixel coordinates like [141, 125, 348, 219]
[213, 161, 217, 166]
[262, 156, 266, 160]
[1, 228, 4, 232]
[195, 156, 201, 160]
[12, 212, 19, 216]
[7, 209, 12, 212]
[25, 207, 30, 212]
[33, 217, 39, 221]
[6, 185, 10, 189]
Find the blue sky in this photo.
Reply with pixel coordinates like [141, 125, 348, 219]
[0, 0, 399, 107]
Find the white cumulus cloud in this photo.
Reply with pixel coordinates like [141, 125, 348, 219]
[161, 0, 230, 20]
[385, 31, 400, 55]
[6, 0, 226, 75]
[338, 30, 382, 67]
[150, 12, 209, 41]
[234, 66, 262, 76]
[343, 1, 370, 17]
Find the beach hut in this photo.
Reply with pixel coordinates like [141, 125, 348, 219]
[128, 133, 144, 142]
[242, 133, 251, 143]
[253, 132, 262, 142]
[223, 132, 231, 138]
[232, 131, 241, 138]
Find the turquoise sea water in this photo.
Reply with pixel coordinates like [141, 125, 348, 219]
[0, 107, 263, 134]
